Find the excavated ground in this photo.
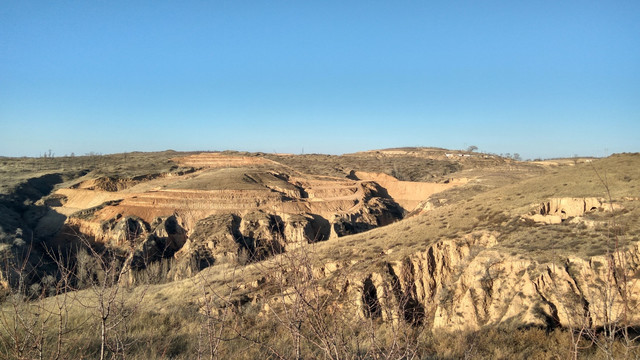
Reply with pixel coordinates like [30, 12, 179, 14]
[52, 153, 468, 231]
[20, 151, 488, 279]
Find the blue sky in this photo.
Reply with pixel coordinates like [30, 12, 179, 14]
[1, 1, 638, 159]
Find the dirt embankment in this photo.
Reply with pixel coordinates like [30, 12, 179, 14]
[256, 229, 640, 333]
[348, 233, 640, 331]
[1, 152, 472, 290]
[50, 155, 466, 271]
[172, 153, 278, 168]
[351, 171, 460, 211]
[43, 155, 455, 284]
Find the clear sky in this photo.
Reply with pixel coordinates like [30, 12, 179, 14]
[1, 1, 639, 159]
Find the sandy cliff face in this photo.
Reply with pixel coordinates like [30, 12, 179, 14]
[53, 154, 464, 277]
[171, 153, 277, 168]
[350, 171, 458, 211]
[53, 156, 466, 254]
[347, 232, 640, 332]
[525, 197, 622, 224]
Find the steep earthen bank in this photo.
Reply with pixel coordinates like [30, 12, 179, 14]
[57, 178, 407, 272]
[524, 197, 623, 224]
[44, 155, 466, 282]
[266, 230, 640, 332]
[350, 170, 460, 211]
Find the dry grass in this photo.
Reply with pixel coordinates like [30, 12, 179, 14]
[166, 168, 296, 191]
[5, 286, 638, 360]
[263, 149, 469, 182]
[0, 151, 194, 193]
[310, 153, 640, 266]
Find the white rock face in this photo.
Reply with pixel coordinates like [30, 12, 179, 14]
[346, 232, 640, 332]
[525, 197, 621, 224]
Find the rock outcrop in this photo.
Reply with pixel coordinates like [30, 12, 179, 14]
[176, 211, 327, 270]
[53, 155, 421, 277]
[525, 197, 622, 224]
[346, 233, 640, 331]
[349, 171, 458, 212]
[151, 215, 187, 252]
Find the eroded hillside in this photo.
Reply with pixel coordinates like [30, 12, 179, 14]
[1, 148, 508, 286]
[1, 149, 638, 359]
[46, 151, 475, 276]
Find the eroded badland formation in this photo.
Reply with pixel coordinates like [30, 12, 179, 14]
[1, 147, 639, 358]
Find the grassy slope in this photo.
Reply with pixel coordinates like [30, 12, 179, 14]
[263, 149, 470, 182]
[310, 153, 640, 269]
[0, 151, 194, 195]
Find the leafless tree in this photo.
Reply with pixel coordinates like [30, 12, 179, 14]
[191, 262, 239, 360]
[0, 243, 42, 359]
[563, 166, 640, 359]
[245, 239, 424, 359]
[40, 245, 78, 360]
[72, 230, 147, 360]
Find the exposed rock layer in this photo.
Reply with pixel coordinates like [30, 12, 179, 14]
[344, 232, 640, 331]
[53, 154, 463, 277]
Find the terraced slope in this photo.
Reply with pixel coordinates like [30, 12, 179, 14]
[26, 151, 485, 279]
